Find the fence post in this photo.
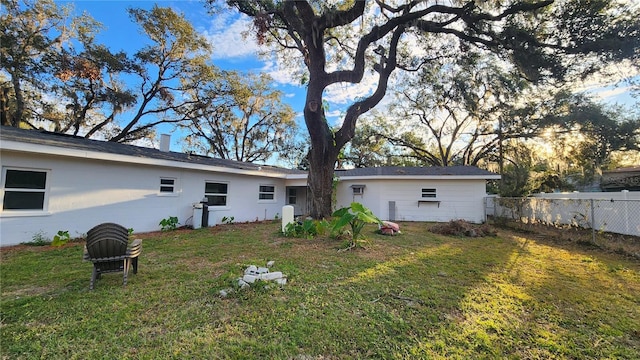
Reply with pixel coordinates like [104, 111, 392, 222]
[590, 199, 595, 243]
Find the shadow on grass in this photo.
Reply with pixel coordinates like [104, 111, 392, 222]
[1, 221, 639, 359]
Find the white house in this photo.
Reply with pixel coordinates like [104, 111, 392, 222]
[334, 167, 501, 223]
[0, 127, 499, 246]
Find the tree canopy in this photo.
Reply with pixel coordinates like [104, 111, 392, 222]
[1, 0, 297, 160]
[213, 0, 640, 218]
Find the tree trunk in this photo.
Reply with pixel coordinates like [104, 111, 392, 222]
[304, 77, 339, 219]
[307, 146, 338, 219]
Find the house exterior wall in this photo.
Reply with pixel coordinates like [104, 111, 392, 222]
[335, 178, 489, 223]
[0, 151, 287, 246]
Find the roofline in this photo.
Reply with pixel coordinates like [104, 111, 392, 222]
[2, 135, 501, 181]
[335, 174, 501, 180]
[1, 139, 289, 179]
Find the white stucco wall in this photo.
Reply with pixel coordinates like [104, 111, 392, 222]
[0, 151, 287, 246]
[335, 178, 489, 223]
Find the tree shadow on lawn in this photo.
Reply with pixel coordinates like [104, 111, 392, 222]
[2, 221, 638, 358]
[317, 223, 640, 358]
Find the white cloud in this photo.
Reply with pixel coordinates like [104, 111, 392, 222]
[200, 14, 261, 59]
[589, 85, 634, 101]
[260, 58, 302, 86]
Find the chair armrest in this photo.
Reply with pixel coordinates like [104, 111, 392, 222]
[127, 239, 142, 258]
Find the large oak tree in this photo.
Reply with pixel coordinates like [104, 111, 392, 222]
[212, 0, 639, 218]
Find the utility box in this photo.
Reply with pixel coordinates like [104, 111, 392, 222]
[193, 203, 203, 229]
[282, 205, 295, 233]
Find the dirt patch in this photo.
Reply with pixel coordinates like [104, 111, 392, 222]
[429, 220, 498, 237]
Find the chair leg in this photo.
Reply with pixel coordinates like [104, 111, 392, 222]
[90, 266, 98, 290]
[131, 257, 138, 274]
[123, 259, 130, 287]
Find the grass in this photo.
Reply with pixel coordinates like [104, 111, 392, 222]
[1, 221, 639, 359]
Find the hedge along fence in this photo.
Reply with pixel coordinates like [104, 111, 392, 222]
[486, 194, 640, 239]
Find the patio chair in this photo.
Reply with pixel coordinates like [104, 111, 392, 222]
[83, 223, 142, 290]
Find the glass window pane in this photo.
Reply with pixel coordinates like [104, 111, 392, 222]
[3, 191, 45, 210]
[260, 185, 275, 193]
[160, 186, 174, 193]
[259, 193, 274, 200]
[206, 195, 226, 206]
[161, 179, 175, 185]
[5, 170, 46, 189]
[205, 182, 227, 194]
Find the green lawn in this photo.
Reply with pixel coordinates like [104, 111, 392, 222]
[1, 222, 639, 359]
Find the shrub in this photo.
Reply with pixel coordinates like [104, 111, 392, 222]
[51, 230, 70, 247]
[283, 218, 330, 239]
[22, 231, 51, 246]
[159, 216, 179, 231]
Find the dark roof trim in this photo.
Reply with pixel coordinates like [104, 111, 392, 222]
[0, 126, 304, 175]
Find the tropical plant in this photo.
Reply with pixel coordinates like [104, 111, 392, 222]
[331, 202, 382, 250]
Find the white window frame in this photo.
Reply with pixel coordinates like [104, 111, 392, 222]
[159, 177, 178, 196]
[204, 181, 229, 207]
[1, 167, 51, 216]
[258, 184, 276, 202]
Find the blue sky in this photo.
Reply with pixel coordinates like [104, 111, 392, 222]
[57, 1, 637, 154]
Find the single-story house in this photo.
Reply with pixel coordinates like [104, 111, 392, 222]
[0, 126, 499, 246]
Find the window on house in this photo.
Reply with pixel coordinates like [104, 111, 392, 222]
[160, 178, 176, 193]
[2, 168, 48, 210]
[421, 188, 437, 198]
[351, 184, 366, 196]
[259, 185, 275, 200]
[288, 188, 297, 204]
[205, 182, 228, 206]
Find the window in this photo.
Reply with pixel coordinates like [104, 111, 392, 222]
[259, 185, 275, 201]
[288, 188, 297, 204]
[421, 188, 437, 198]
[204, 182, 228, 206]
[351, 184, 366, 196]
[160, 178, 176, 193]
[2, 168, 48, 210]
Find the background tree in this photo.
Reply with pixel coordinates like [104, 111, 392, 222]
[215, 0, 640, 218]
[180, 72, 298, 163]
[342, 120, 398, 168]
[373, 52, 527, 167]
[48, 43, 138, 137]
[1, 0, 92, 128]
[104, 5, 217, 143]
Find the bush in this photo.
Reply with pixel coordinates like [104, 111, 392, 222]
[22, 231, 51, 246]
[159, 216, 179, 231]
[51, 230, 70, 247]
[284, 219, 330, 239]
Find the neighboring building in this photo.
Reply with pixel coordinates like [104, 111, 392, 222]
[1, 127, 499, 246]
[601, 167, 640, 192]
